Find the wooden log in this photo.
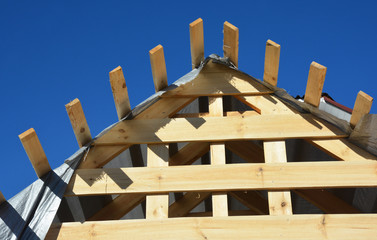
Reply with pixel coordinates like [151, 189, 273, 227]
[109, 66, 131, 120]
[189, 18, 204, 69]
[350, 90, 373, 128]
[146, 144, 169, 219]
[223, 21, 239, 67]
[65, 161, 377, 196]
[19, 128, 51, 178]
[93, 114, 347, 145]
[46, 214, 377, 240]
[149, 45, 168, 92]
[263, 39, 281, 86]
[304, 62, 327, 107]
[65, 98, 92, 147]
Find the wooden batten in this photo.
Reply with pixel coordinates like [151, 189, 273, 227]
[350, 90, 373, 128]
[149, 45, 168, 92]
[19, 128, 51, 178]
[65, 98, 92, 147]
[0, 191, 6, 204]
[223, 21, 239, 67]
[263, 40, 281, 86]
[189, 18, 204, 69]
[109, 66, 131, 120]
[304, 62, 327, 107]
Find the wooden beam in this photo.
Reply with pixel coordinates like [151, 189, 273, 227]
[47, 214, 377, 240]
[172, 111, 258, 118]
[109, 66, 131, 120]
[19, 128, 51, 178]
[0, 191, 5, 205]
[78, 97, 195, 169]
[209, 96, 228, 217]
[187, 210, 257, 217]
[304, 62, 327, 107]
[350, 90, 373, 128]
[308, 139, 377, 161]
[189, 18, 204, 69]
[65, 161, 377, 196]
[169, 192, 211, 218]
[169, 142, 210, 166]
[223, 21, 239, 67]
[235, 95, 296, 115]
[263, 39, 281, 86]
[149, 45, 168, 92]
[161, 72, 273, 98]
[229, 191, 268, 215]
[65, 98, 92, 147]
[146, 144, 169, 219]
[93, 114, 347, 145]
[264, 141, 292, 215]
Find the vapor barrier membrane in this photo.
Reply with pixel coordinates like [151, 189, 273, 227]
[1, 55, 376, 239]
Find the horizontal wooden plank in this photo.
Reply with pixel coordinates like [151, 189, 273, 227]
[161, 70, 272, 97]
[47, 214, 377, 240]
[172, 111, 258, 118]
[93, 114, 347, 145]
[65, 161, 377, 196]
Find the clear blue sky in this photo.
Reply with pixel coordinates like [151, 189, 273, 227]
[1, 1, 376, 199]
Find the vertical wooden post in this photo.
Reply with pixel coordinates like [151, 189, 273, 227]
[223, 21, 239, 67]
[263, 40, 281, 86]
[65, 98, 92, 147]
[263, 141, 293, 215]
[304, 62, 327, 107]
[189, 18, 204, 69]
[146, 144, 169, 219]
[350, 91, 373, 128]
[209, 97, 228, 216]
[19, 128, 51, 178]
[149, 45, 168, 92]
[109, 66, 131, 120]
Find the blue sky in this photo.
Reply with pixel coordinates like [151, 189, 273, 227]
[1, 1, 376, 198]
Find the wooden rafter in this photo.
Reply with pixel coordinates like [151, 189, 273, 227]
[263, 39, 281, 86]
[19, 128, 51, 178]
[304, 62, 327, 107]
[66, 161, 377, 196]
[350, 90, 373, 128]
[109, 66, 131, 120]
[47, 214, 377, 239]
[189, 18, 204, 69]
[223, 21, 239, 67]
[149, 45, 168, 92]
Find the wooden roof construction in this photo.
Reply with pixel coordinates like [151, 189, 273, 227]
[2, 19, 377, 239]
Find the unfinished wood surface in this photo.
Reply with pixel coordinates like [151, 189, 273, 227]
[87, 193, 145, 221]
[146, 144, 169, 219]
[264, 141, 292, 215]
[149, 45, 168, 92]
[47, 214, 377, 240]
[235, 95, 296, 114]
[93, 114, 347, 145]
[169, 142, 210, 166]
[187, 210, 256, 217]
[229, 191, 268, 215]
[189, 18, 204, 69]
[225, 141, 265, 163]
[19, 128, 51, 178]
[350, 90, 373, 128]
[209, 96, 228, 217]
[304, 62, 327, 107]
[109, 66, 131, 120]
[295, 189, 360, 214]
[0, 191, 5, 204]
[263, 39, 280, 86]
[65, 98, 92, 147]
[65, 161, 377, 196]
[223, 21, 239, 67]
[162, 71, 272, 97]
[169, 192, 211, 218]
[172, 111, 258, 118]
[308, 139, 377, 161]
[78, 97, 195, 169]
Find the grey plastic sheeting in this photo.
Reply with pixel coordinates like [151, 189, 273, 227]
[1, 54, 376, 239]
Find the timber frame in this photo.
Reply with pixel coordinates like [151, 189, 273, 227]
[11, 18, 377, 239]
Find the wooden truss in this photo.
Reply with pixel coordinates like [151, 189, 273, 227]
[12, 18, 377, 239]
